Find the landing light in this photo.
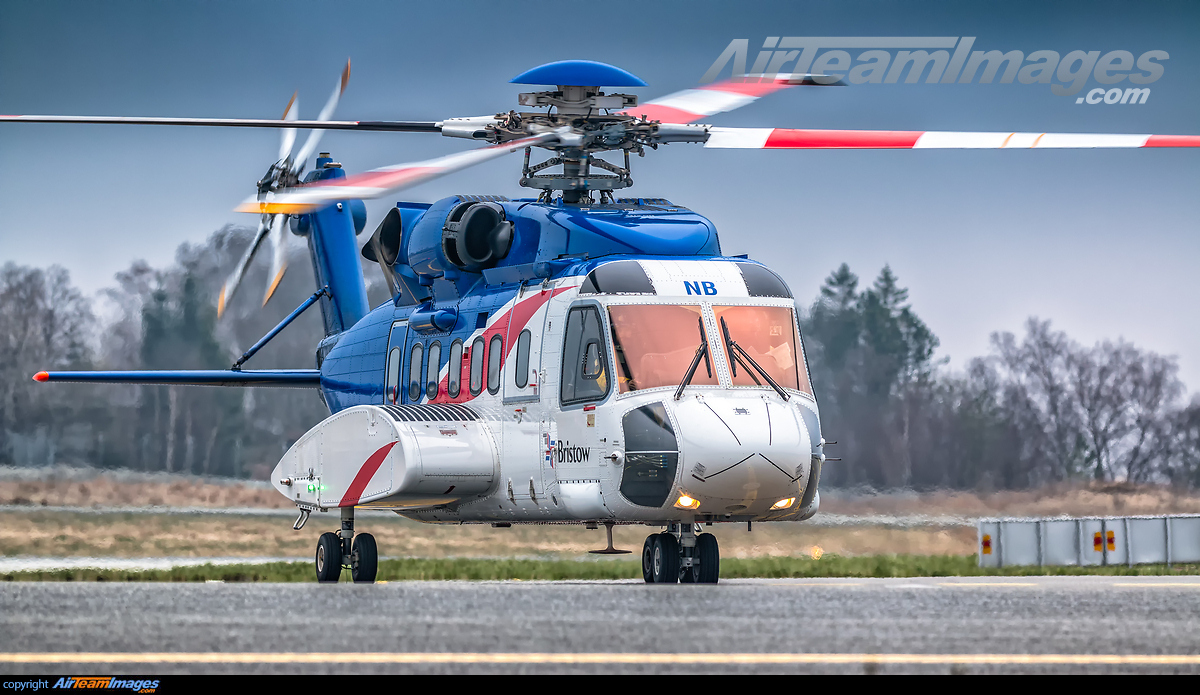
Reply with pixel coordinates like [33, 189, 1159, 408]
[771, 497, 796, 510]
[674, 494, 700, 510]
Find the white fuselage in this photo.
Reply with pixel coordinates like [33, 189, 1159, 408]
[272, 259, 824, 525]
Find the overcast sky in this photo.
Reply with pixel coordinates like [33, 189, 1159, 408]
[2, 0, 1198, 388]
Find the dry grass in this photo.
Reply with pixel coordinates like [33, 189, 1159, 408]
[4, 475, 1196, 560]
[821, 481, 1200, 518]
[5, 475, 1198, 518]
[0, 511, 977, 559]
[0, 478, 289, 509]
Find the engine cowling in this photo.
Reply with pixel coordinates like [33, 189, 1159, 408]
[441, 201, 513, 272]
[272, 404, 497, 510]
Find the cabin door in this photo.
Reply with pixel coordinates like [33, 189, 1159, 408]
[501, 286, 545, 503]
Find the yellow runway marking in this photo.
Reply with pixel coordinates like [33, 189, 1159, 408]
[1, 652, 1198, 665]
[1112, 583, 1200, 587]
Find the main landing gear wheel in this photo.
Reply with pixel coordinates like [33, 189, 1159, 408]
[651, 532, 680, 584]
[695, 532, 720, 584]
[641, 535, 655, 583]
[315, 531, 341, 583]
[351, 532, 378, 584]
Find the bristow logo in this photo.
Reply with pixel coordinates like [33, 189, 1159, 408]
[702, 37, 1167, 100]
[684, 281, 718, 295]
[553, 440, 591, 464]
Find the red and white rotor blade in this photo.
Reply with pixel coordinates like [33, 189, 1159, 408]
[237, 132, 560, 214]
[620, 74, 838, 125]
[704, 127, 1200, 150]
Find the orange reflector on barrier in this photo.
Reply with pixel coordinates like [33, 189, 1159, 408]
[1094, 532, 1103, 552]
[1107, 530, 1116, 551]
[981, 534, 992, 555]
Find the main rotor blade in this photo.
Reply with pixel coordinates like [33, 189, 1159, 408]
[263, 214, 289, 307]
[703, 127, 1200, 149]
[292, 59, 352, 174]
[217, 217, 271, 318]
[237, 131, 561, 214]
[620, 73, 841, 125]
[0, 114, 441, 132]
[278, 93, 299, 162]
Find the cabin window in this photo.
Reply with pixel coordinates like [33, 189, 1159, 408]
[487, 334, 503, 394]
[426, 341, 441, 399]
[469, 337, 485, 396]
[560, 306, 610, 405]
[385, 347, 401, 404]
[448, 339, 463, 397]
[408, 342, 424, 401]
[514, 329, 532, 388]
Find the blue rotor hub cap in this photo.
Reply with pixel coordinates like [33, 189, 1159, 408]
[510, 60, 646, 87]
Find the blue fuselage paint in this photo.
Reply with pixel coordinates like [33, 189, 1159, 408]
[300, 164, 370, 335]
[316, 196, 726, 413]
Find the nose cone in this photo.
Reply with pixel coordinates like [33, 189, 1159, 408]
[672, 395, 811, 516]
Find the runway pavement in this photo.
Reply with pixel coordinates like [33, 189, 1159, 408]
[2, 576, 1198, 674]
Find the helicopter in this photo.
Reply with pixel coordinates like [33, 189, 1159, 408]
[13, 59, 1199, 585]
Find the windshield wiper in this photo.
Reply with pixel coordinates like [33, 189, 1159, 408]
[674, 316, 713, 401]
[719, 316, 790, 401]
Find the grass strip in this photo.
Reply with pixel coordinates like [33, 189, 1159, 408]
[2, 555, 1197, 583]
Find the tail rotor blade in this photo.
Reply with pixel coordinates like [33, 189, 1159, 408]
[263, 214, 289, 307]
[292, 59, 352, 174]
[218, 217, 271, 318]
[278, 92, 299, 162]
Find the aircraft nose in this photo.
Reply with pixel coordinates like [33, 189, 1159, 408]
[669, 395, 811, 516]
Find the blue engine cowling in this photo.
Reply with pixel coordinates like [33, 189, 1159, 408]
[392, 196, 721, 299]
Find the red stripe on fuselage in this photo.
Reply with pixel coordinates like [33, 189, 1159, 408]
[339, 440, 398, 507]
[429, 285, 575, 404]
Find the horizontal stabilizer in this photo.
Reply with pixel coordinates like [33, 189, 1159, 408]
[32, 369, 321, 388]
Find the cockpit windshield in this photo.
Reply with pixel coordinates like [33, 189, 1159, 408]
[712, 305, 811, 395]
[607, 303, 812, 396]
[609, 305, 719, 393]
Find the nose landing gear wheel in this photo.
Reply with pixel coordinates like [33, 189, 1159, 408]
[315, 531, 341, 583]
[351, 532, 378, 584]
[651, 532, 680, 583]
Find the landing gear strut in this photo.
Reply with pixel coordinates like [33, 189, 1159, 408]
[314, 507, 378, 584]
[642, 523, 720, 584]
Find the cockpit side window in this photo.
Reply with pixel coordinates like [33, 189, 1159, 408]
[560, 306, 610, 405]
